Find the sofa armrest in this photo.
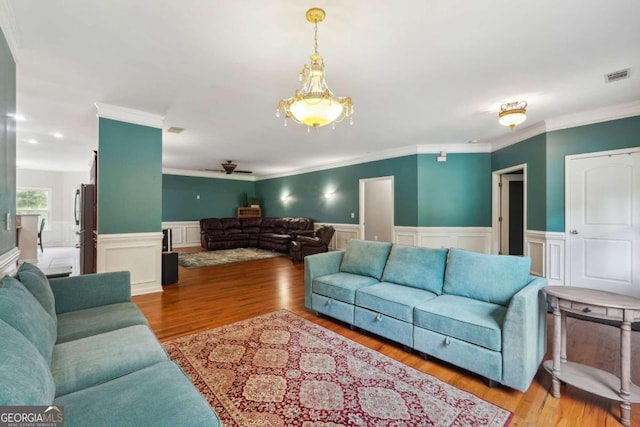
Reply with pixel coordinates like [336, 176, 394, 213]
[49, 271, 132, 314]
[304, 250, 344, 309]
[501, 276, 548, 391]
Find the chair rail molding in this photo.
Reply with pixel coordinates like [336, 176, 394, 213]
[161, 221, 201, 248]
[0, 247, 20, 276]
[96, 232, 163, 295]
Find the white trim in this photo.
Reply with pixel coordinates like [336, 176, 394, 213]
[0, 0, 20, 62]
[314, 222, 360, 250]
[95, 102, 164, 129]
[417, 143, 492, 154]
[546, 100, 640, 132]
[491, 163, 527, 255]
[525, 230, 565, 283]
[393, 226, 492, 253]
[0, 247, 20, 275]
[489, 122, 547, 153]
[162, 168, 256, 182]
[161, 221, 201, 248]
[96, 232, 163, 295]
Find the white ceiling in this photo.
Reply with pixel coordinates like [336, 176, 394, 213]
[2, 0, 640, 177]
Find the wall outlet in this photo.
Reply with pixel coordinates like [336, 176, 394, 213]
[196, 194, 200, 199]
[374, 235, 378, 241]
[5, 212, 10, 231]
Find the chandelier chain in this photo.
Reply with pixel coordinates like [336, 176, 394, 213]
[314, 21, 318, 54]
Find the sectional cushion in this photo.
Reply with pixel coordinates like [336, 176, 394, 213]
[56, 302, 149, 344]
[443, 248, 532, 306]
[414, 294, 507, 351]
[355, 283, 438, 322]
[381, 245, 448, 294]
[51, 325, 168, 397]
[54, 361, 221, 427]
[17, 262, 57, 320]
[313, 272, 379, 304]
[340, 240, 392, 280]
[0, 319, 56, 405]
[0, 276, 57, 364]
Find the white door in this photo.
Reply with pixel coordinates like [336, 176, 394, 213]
[361, 177, 394, 242]
[567, 150, 640, 297]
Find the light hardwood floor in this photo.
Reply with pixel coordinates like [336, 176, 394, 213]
[133, 248, 640, 426]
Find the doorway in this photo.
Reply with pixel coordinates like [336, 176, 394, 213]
[566, 148, 640, 297]
[360, 177, 394, 242]
[492, 164, 527, 255]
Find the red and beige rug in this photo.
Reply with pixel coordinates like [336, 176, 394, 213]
[163, 310, 512, 427]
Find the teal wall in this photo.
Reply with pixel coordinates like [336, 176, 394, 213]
[545, 116, 640, 231]
[418, 153, 491, 226]
[98, 118, 162, 234]
[0, 29, 16, 257]
[491, 133, 547, 231]
[162, 174, 255, 221]
[255, 156, 418, 225]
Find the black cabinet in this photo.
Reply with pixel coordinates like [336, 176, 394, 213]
[162, 252, 178, 285]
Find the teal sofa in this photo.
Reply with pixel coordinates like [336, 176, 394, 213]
[0, 263, 220, 427]
[304, 240, 548, 392]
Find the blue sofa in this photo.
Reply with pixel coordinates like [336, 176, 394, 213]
[304, 240, 548, 392]
[0, 263, 220, 427]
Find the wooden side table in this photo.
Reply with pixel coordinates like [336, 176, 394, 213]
[543, 286, 640, 426]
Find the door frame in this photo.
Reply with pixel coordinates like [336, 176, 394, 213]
[564, 146, 640, 285]
[359, 176, 394, 242]
[500, 173, 525, 255]
[491, 163, 527, 254]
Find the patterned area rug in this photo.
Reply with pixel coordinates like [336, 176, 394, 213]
[163, 310, 513, 426]
[178, 248, 286, 269]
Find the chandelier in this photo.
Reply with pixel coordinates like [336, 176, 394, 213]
[277, 8, 353, 130]
[498, 101, 527, 129]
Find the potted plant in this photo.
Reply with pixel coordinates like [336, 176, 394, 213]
[241, 192, 249, 207]
[251, 197, 260, 208]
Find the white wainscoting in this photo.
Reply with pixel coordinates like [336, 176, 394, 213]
[0, 247, 20, 276]
[526, 230, 565, 284]
[96, 232, 163, 295]
[394, 226, 493, 253]
[161, 221, 201, 248]
[315, 223, 360, 250]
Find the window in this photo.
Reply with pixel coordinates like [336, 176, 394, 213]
[16, 188, 51, 230]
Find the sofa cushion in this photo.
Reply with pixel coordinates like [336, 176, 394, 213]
[381, 245, 447, 294]
[414, 294, 507, 352]
[443, 248, 532, 306]
[0, 276, 57, 363]
[355, 283, 438, 323]
[17, 262, 57, 320]
[313, 272, 379, 304]
[56, 302, 149, 344]
[340, 240, 392, 280]
[54, 361, 221, 427]
[0, 319, 56, 405]
[51, 325, 168, 397]
[200, 218, 223, 235]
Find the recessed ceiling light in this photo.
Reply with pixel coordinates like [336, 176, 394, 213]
[52, 132, 64, 138]
[27, 139, 38, 144]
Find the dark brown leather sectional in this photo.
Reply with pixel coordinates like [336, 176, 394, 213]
[200, 217, 314, 252]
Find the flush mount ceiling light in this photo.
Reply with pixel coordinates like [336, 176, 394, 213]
[277, 8, 353, 131]
[498, 101, 527, 129]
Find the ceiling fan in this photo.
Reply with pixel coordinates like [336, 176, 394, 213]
[216, 160, 253, 175]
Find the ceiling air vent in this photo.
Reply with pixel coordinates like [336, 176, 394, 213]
[166, 126, 185, 134]
[604, 68, 630, 83]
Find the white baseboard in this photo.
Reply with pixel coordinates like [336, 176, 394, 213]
[96, 232, 164, 295]
[161, 221, 201, 248]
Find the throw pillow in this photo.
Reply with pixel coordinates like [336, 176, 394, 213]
[340, 239, 392, 280]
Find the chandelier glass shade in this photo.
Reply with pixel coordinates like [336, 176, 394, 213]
[498, 101, 527, 129]
[277, 8, 353, 129]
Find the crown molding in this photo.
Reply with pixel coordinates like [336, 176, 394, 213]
[0, 0, 21, 62]
[417, 143, 492, 154]
[95, 102, 164, 129]
[489, 121, 548, 152]
[545, 100, 640, 132]
[163, 168, 256, 181]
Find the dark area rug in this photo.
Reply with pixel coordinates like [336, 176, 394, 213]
[178, 248, 286, 269]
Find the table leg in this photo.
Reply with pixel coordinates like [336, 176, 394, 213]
[560, 310, 567, 363]
[619, 318, 631, 427]
[551, 300, 562, 398]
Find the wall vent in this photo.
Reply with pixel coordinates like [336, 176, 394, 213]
[604, 68, 630, 83]
[166, 126, 185, 133]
